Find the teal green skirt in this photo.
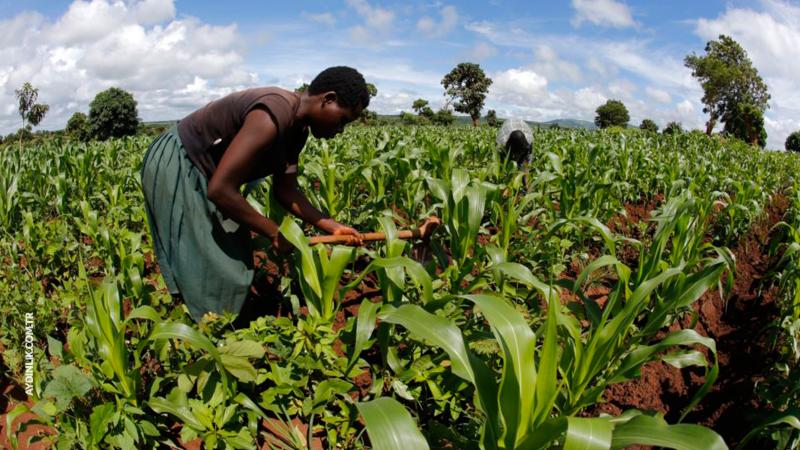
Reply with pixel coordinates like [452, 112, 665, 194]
[140, 127, 254, 322]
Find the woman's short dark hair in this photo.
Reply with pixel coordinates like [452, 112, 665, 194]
[308, 66, 370, 110]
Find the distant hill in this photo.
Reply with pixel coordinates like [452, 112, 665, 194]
[540, 118, 597, 130]
[377, 114, 597, 129]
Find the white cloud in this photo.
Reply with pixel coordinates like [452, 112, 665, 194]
[571, 0, 636, 29]
[532, 45, 582, 83]
[0, 0, 257, 134]
[572, 87, 607, 112]
[345, 0, 395, 44]
[491, 69, 548, 101]
[677, 99, 694, 115]
[301, 11, 335, 26]
[645, 86, 671, 103]
[694, 0, 800, 148]
[417, 5, 458, 38]
[466, 42, 497, 61]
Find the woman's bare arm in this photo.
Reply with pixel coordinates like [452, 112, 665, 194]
[206, 107, 282, 239]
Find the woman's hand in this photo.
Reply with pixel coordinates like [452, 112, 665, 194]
[330, 223, 363, 246]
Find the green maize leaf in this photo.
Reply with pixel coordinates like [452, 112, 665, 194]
[736, 409, 800, 449]
[563, 417, 614, 450]
[148, 322, 220, 359]
[148, 388, 206, 431]
[463, 294, 536, 447]
[661, 350, 709, 369]
[280, 217, 322, 299]
[574, 255, 625, 294]
[357, 397, 429, 450]
[546, 152, 563, 176]
[123, 305, 162, 325]
[610, 329, 715, 383]
[320, 245, 356, 317]
[426, 177, 449, 203]
[344, 256, 433, 304]
[348, 299, 381, 372]
[381, 304, 474, 383]
[610, 414, 728, 450]
[452, 168, 470, 204]
[533, 291, 560, 427]
[380, 304, 500, 442]
[491, 262, 558, 301]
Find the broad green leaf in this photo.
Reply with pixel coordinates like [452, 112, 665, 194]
[564, 417, 614, 450]
[357, 397, 429, 450]
[611, 414, 727, 450]
[219, 340, 265, 359]
[348, 299, 381, 371]
[463, 294, 536, 447]
[280, 217, 322, 299]
[43, 365, 95, 411]
[219, 355, 258, 383]
[381, 304, 474, 383]
[89, 403, 115, 446]
[148, 388, 206, 431]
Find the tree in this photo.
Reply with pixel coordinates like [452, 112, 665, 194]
[89, 87, 139, 140]
[663, 121, 683, 135]
[723, 103, 766, 147]
[400, 111, 419, 126]
[485, 109, 498, 127]
[360, 82, 378, 123]
[295, 83, 309, 93]
[685, 34, 770, 135]
[431, 108, 455, 126]
[639, 119, 658, 133]
[66, 112, 92, 142]
[594, 100, 629, 129]
[14, 82, 49, 147]
[441, 62, 492, 127]
[412, 99, 429, 115]
[785, 131, 800, 153]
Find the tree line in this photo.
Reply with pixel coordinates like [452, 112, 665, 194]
[4, 84, 140, 146]
[7, 34, 800, 151]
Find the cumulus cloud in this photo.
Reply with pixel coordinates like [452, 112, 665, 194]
[417, 5, 458, 38]
[345, 0, 395, 44]
[0, 0, 257, 134]
[532, 45, 582, 83]
[491, 69, 548, 102]
[694, 0, 800, 148]
[645, 86, 671, 104]
[571, 0, 636, 29]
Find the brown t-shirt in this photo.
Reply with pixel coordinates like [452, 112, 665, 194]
[177, 87, 308, 179]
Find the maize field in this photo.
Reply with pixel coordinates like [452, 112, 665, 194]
[1, 125, 799, 449]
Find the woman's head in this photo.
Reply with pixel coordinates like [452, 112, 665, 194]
[506, 130, 531, 164]
[303, 66, 370, 139]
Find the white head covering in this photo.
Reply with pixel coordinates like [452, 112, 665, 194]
[496, 118, 534, 147]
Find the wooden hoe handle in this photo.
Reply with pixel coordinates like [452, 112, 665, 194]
[308, 216, 441, 246]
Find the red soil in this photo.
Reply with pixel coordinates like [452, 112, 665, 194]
[592, 193, 791, 447]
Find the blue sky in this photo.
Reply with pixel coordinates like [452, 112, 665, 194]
[1, 0, 798, 149]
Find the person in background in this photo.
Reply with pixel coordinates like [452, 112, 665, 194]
[140, 66, 368, 324]
[496, 117, 534, 185]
